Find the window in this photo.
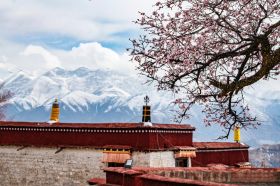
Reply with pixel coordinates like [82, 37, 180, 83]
[175, 158, 189, 167]
[102, 148, 131, 167]
[107, 162, 125, 167]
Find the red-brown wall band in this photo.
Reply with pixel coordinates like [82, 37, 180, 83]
[192, 150, 249, 166]
[0, 127, 193, 150]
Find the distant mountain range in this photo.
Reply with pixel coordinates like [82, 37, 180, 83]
[3, 67, 175, 123]
[250, 144, 280, 168]
[2, 67, 280, 147]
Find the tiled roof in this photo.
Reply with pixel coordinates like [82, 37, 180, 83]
[193, 142, 249, 149]
[0, 121, 195, 130]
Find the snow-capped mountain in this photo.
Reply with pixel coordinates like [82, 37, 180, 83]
[3, 67, 175, 123]
[250, 144, 280, 167]
[2, 67, 280, 147]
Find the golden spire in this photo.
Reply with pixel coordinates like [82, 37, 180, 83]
[50, 98, 60, 122]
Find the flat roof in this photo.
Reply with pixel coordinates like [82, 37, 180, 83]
[193, 142, 249, 149]
[0, 121, 195, 130]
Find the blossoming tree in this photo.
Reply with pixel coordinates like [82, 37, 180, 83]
[130, 0, 280, 138]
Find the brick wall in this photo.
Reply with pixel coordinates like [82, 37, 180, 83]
[0, 146, 105, 186]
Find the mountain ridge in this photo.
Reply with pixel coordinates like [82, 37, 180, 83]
[2, 67, 280, 147]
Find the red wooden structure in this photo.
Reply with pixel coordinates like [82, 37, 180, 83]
[0, 121, 249, 166]
[0, 121, 194, 150]
[193, 142, 249, 166]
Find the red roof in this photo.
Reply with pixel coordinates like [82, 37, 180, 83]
[87, 178, 106, 185]
[139, 174, 231, 186]
[0, 121, 195, 130]
[193, 142, 249, 149]
[171, 146, 196, 150]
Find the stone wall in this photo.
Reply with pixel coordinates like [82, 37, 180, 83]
[0, 146, 105, 186]
[0, 146, 176, 185]
[149, 151, 175, 167]
[104, 167, 280, 186]
[132, 151, 150, 167]
[132, 151, 175, 168]
[145, 167, 280, 184]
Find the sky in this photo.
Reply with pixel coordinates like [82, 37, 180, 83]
[0, 0, 157, 78]
[0, 0, 279, 92]
[0, 0, 279, 144]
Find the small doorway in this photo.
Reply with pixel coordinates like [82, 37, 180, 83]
[175, 158, 189, 167]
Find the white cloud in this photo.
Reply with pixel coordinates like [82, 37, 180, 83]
[0, 41, 136, 79]
[0, 1, 156, 78]
[0, 0, 160, 80]
[56, 42, 136, 73]
[22, 45, 61, 69]
[68, 42, 120, 66]
[0, 0, 157, 41]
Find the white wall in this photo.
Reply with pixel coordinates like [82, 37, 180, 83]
[132, 151, 175, 167]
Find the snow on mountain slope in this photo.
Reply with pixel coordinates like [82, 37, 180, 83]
[250, 144, 280, 167]
[3, 67, 174, 123]
[61, 91, 100, 111]
[2, 67, 280, 146]
[242, 79, 280, 146]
